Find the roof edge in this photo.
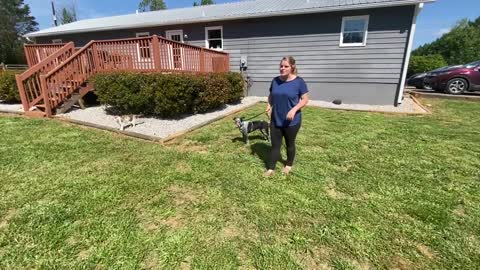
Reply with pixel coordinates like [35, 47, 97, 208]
[26, 0, 435, 38]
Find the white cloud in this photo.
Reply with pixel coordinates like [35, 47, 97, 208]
[436, 28, 451, 36]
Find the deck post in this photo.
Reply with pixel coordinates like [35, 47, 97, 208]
[200, 48, 205, 73]
[152, 35, 161, 71]
[24, 46, 32, 67]
[225, 54, 230, 72]
[15, 74, 30, 112]
[91, 41, 100, 73]
[39, 74, 52, 117]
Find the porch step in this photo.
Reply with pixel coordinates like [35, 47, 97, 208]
[55, 83, 94, 114]
[24, 110, 46, 118]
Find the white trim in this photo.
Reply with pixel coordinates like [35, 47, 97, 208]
[135, 32, 150, 37]
[205, 26, 223, 51]
[339, 15, 369, 47]
[165, 29, 184, 42]
[397, 3, 424, 104]
[52, 39, 63, 44]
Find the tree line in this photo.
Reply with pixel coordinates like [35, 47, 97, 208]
[409, 16, 480, 75]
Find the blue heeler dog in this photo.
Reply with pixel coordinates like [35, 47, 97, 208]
[234, 117, 270, 144]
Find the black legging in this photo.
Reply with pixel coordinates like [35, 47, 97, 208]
[267, 122, 301, 170]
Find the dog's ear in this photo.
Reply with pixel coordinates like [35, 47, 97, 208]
[240, 117, 244, 121]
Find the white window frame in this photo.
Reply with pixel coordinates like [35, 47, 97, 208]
[205, 26, 223, 51]
[52, 39, 63, 44]
[165, 30, 184, 43]
[135, 32, 151, 63]
[136, 32, 150, 37]
[339, 15, 369, 47]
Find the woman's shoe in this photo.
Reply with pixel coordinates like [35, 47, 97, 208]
[263, 169, 275, 177]
[282, 166, 292, 175]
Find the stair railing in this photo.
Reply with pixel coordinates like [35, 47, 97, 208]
[40, 40, 96, 117]
[24, 43, 68, 67]
[15, 42, 75, 112]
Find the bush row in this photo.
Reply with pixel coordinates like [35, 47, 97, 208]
[93, 72, 245, 117]
[408, 54, 447, 77]
[0, 71, 20, 103]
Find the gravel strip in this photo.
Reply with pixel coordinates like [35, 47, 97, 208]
[307, 96, 427, 114]
[0, 102, 23, 113]
[59, 96, 264, 139]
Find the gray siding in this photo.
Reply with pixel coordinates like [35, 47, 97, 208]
[36, 5, 414, 105]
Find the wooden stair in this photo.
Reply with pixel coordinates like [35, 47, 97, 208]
[55, 83, 94, 114]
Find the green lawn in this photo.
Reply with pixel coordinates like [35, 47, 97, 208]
[0, 98, 479, 269]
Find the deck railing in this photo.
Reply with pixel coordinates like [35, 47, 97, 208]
[16, 42, 75, 112]
[24, 43, 67, 67]
[19, 35, 230, 116]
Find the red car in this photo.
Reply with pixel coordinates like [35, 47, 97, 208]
[425, 60, 480, 94]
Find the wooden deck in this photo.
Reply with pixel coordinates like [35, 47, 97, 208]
[17, 35, 230, 117]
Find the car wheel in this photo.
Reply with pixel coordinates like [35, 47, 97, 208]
[445, 78, 468, 95]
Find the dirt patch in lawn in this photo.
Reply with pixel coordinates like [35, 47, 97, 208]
[170, 140, 208, 154]
[0, 208, 17, 229]
[417, 243, 434, 259]
[295, 246, 333, 270]
[168, 185, 203, 207]
[141, 252, 160, 269]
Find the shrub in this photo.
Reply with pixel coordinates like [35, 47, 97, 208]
[93, 71, 244, 117]
[224, 72, 245, 103]
[0, 71, 20, 103]
[408, 55, 448, 77]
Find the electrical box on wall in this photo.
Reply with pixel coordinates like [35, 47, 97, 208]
[240, 55, 248, 70]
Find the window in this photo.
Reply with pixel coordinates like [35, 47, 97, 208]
[52, 39, 62, 44]
[205, 26, 223, 50]
[340, 15, 369, 47]
[136, 32, 151, 59]
[166, 30, 184, 42]
[136, 32, 150, 37]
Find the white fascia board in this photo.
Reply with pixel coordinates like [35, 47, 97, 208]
[397, 2, 424, 104]
[26, 0, 435, 38]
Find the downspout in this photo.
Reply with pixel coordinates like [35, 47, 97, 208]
[396, 2, 423, 105]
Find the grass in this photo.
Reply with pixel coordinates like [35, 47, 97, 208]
[0, 98, 479, 269]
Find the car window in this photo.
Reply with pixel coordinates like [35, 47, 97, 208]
[465, 60, 480, 68]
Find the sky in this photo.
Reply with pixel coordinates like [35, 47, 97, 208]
[24, 0, 480, 49]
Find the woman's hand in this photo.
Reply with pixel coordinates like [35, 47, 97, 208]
[286, 108, 297, 121]
[265, 104, 272, 119]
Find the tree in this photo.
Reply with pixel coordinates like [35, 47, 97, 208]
[193, 0, 214, 6]
[412, 17, 480, 65]
[60, 6, 77, 24]
[138, 0, 166, 12]
[0, 0, 38, 64]
[408, 54, 447, 77]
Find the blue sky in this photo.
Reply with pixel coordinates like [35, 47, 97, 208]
[25, 0, 479, 49]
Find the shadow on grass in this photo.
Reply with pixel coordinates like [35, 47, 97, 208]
[231, 135, 266, 144]
[249, 142, 286, 168]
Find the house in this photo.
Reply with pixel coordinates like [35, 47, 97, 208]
[26, 0, 434, 106]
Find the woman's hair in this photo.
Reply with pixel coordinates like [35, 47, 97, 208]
[281, 56, 298, 75]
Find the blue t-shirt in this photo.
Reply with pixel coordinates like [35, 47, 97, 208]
[269, 76, 309, 127]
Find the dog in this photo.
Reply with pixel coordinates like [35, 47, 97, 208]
[114, 115, 137, 131]
[234, 116, 270, 144]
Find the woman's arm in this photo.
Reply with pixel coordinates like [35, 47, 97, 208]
[265, 94, 272, 119]
[286, 93, 309, 121]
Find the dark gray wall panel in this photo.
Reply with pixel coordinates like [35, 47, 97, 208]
[249, 82, 398, 105]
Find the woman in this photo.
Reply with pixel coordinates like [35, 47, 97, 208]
[265, 56, 309, 176]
